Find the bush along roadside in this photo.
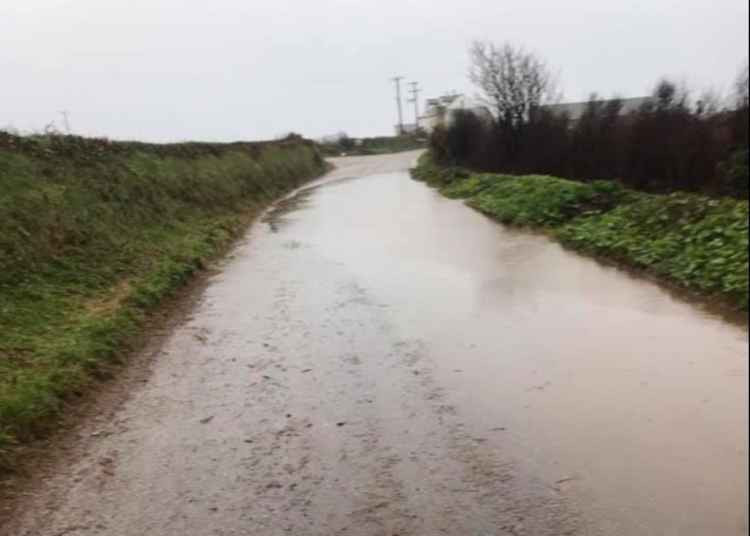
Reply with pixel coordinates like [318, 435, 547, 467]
[318, 134, 426, 157]
[0, 133, 327, 461]
[411, 152, 749, 311]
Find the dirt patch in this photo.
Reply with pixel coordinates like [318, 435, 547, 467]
[262, 187, 316, 233]
[84, 280, 133, 316]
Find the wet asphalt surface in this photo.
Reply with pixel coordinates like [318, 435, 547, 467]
[4, 151, 747, 535]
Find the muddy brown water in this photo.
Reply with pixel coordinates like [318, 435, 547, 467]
[4, 151, 747, 535]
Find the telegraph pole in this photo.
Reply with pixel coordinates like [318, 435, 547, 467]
[58, 110, 71, 134]
[408, 82, 421, 131]
[391, 76, 404, 135]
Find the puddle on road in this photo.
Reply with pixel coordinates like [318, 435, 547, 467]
[267, 163, 748, 535]
[263, 176, 364, 233]
[262, 188, 315, 232]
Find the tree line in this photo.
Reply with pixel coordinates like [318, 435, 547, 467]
[430, 41, 748, 198]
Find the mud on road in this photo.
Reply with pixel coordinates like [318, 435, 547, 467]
[2, 151, 747, 535]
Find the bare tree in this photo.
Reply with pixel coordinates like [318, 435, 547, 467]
[468, 41, 557, 132]
[695, 87, 723, 117]
[651, 79, 690, 111]
[735, 60, 749, 109]
[730, 60, 749, 150]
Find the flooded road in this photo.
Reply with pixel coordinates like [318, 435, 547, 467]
[6, 151, 747, 535]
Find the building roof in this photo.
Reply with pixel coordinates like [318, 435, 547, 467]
[445, 95, 487, 112]
[541, 97, 652, 121]
[425, 94, 461, 108]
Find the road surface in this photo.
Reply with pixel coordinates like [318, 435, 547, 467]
[4, 151, 748, 535]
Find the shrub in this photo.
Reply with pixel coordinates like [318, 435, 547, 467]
[468, 175, 628, 226]
[717, 148, 749, 199]
[412, 155, 749, 310]
[428, 77, 748, 199]
[0, 133, 326, 454]
[557, 194, 749, 308]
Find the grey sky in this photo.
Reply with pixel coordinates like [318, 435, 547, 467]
[2, 0, 747, 142]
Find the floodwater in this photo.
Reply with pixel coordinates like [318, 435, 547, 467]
[6, 151, 747, 536]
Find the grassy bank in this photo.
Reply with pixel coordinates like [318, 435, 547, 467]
[411, 153, 748, 310]
[0, 133, 326, 458]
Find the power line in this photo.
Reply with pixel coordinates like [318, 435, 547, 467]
[390, 76, 404, 135]
[408, 82, 421, 131]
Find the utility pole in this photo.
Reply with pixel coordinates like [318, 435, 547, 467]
[58, 110, 71, 134]
[390, 76, 404, 135]
[408, 82, 421, 132]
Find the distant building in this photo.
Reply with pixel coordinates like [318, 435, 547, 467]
[539, 96, 652, 126]
[419, 94, 460, 133]
[417, 94, 652, 133]
[418, 93, 492, 133]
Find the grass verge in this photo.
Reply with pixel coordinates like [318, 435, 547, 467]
[411, 152, 748, 311]
[0, 133, 327, 462]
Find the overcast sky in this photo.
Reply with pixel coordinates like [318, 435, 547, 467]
[2, 0, 747, 142]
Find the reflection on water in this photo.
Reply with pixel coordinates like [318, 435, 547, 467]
[274, 163, 748, 536]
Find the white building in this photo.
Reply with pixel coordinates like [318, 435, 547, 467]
[418, 93, 492, 133]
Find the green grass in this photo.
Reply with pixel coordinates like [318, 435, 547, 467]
[408, 153, 469, 187]
[0, 134, 326, 459]
[440, 173, 497, 198]
[467, 175, 628, 226]
[556, 194, 749, 309]
[411, 152, 749, 311]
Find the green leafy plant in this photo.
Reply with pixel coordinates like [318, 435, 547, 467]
[557, 194, 749, 308]
[412, 152, 749, 311]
